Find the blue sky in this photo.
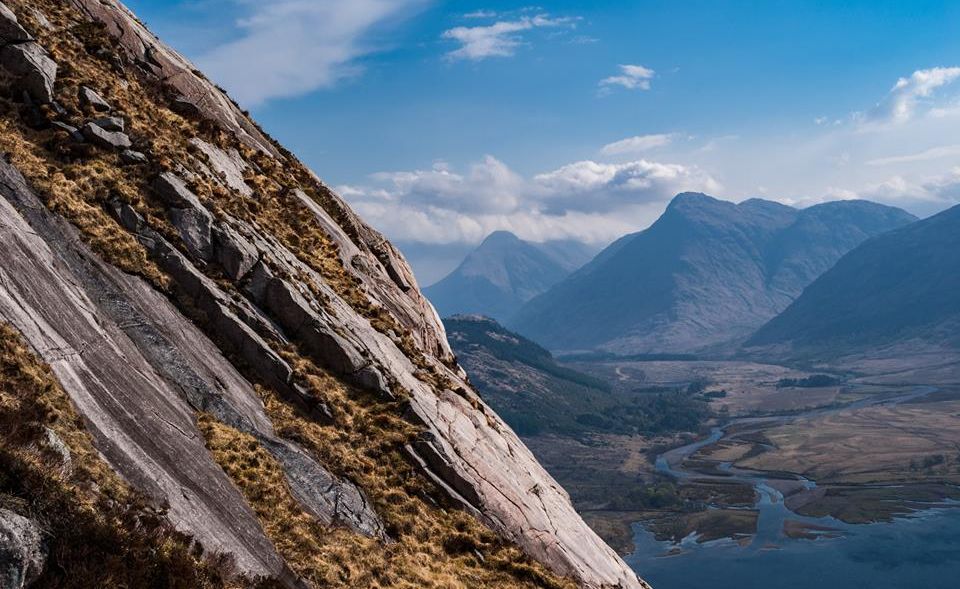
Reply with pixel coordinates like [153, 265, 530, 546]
[127, 0, 960, 282]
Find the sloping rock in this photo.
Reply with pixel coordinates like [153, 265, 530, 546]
[0, 42, 56, 102]
[0, 2, 31, 43]
[81, 121, 130, 149]
[119, 149, 147, 164]
[91, 115, 124, 132]
[190, 138, 252, 197]
[50, 121, 82, 142]
[0, 509, 45, 589]
[78, 85, 110, 111]
[0, 161, 381, 583]
[71, 0, 279, 157]
[3, 2, 651, 587]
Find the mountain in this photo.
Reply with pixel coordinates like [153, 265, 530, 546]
[425, 231, 595, 322]
[0, 2, 645, 588]
[512, 193, 917, 354]
[746, 204, 960, 360]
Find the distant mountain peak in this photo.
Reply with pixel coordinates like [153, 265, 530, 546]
[482, 230, 522, 244]
[513, 196, 917, 354]
[425, 232, 596, 323]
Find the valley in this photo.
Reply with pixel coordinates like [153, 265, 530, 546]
[524, 355, 960, 570]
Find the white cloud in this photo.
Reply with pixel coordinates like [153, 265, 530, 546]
[599, 64, 655, 93]
[867, 144, 960, 166]
[337, 155, 718, 245]
[463, 10, 497, 19]
[840, 168, 960, 214]
[864, 66, 960, 125]
[197, 0, 424, 106]
[601, 133, 676, 155]
[442, 13, 578, 61]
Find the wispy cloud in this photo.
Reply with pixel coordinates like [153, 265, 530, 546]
[442, 13, 578, 61]
[601, 133, 677, 156]
[197, 0, 425, 106]
[862, 66, 960, 125]
[824, 168, 960, 217]
[598, 64, 655, 94]
[338, 156, 718, 245]
[463, 10, 497, 19]
[867, 144, 960, 166]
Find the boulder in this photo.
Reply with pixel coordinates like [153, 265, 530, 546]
[0, 2, 31, 43]
[0, 509, 45, 589]
[91, 116, 124, 132]
[153, 172, 202, 208]
[119, 149, 148, 165]
[78, 85, 110, 111]
[0, 42, 56, 103]
[50, 121, 83, 142]
[81, 122, 130, 149]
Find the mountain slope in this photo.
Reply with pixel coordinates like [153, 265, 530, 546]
[445, 316, 709, 438]
[512, 193, 916, 354]
[0, 2, 645, 588]
[426, 231, 594, 322]
[445, 315, 612, 436]
[746, 204, 960, 359]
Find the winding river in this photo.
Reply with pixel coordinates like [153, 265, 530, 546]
[627, 385, 960, 588]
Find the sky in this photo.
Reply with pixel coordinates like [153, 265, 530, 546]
[126, 0, 960, 284]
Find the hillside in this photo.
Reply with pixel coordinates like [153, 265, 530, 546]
[746, 204, 960, 360]
[426, 231, 594, 322]
[512, 193, 916, 354]
[445, 316, 708, 437]
[0, 2, 645, 588]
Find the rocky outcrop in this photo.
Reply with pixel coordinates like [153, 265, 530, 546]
[0, 509, 45, 589]
[67, 0, 279, 157]
[0, 159, 382, 580]
[0, 1, 648, 588]
[0, 4, 55, 102]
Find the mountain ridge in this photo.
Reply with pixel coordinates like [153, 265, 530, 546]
[746, 203, 960, 360]
[511, 193, 917, 354]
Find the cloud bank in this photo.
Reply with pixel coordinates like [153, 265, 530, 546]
[338, 156, 719, 246]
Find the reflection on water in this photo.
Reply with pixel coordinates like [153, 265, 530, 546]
[628, 506, 960, 588]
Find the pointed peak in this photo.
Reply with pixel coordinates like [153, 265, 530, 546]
[480, 230, 522, 247]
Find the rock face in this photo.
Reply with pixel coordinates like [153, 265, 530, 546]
[0, 509, 45, 589]
[425, 231, 595, 323]
[513, 193, 917, 354]
[0, 1, 646, 588]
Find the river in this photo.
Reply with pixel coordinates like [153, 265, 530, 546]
[627, 385, 960, 588]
